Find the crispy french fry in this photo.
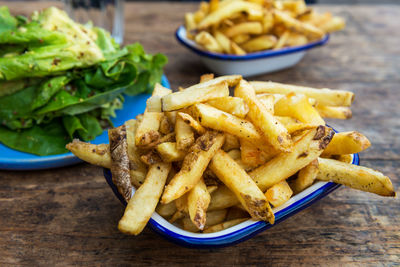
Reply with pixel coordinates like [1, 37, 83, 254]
[210, 150, 274, 223]
[227, 149, 241, 160]
[230, 41, 247, 55]
[159, 114, 174, 134]
[200, 73, 214, 83]
[118, 162, 171, 235]
[206, 96, 249, 118]
[240, 138, 275, 167]
[273, 30, 289, 49]
[329, 154, 353, 164]
[165, 111, 177, 125]
[265, 180, 293, 207]
[156, 142, 186, 162]
[161, 132, 225, 204]
[289, 159, 319, 194]
[153, 83, 172, 97]
[214, 30, 232, 54]
[250, 126, 334, 191]
[316, 105, 352, 119]
[286, 31, 308, 47]
[250, 81, 354, 107]
[317, 158, 395, 197]
[257, 94, 274, 113]
[274, 93, 325, 125]
[182, 209, 227, 232]
[188, 178, 211, 230]
[66, 140, 111, 168]
[241, 35, 277, 52]
[146, 96, 162, 112]
[235, 80, 292, 152]
[322, 131, 371, 156]
[140, 150, 162, 166]
[203, 218, 248, 233]
[208, 185, 240, 211]
[232, 34, 250, 44]
[185, 13, 196, 33]
[175, 116, 195, 150]
[275, 116, 315, 134]
[189, 103, 262, 140]
[195, 31, 223, 53]
[177, 112, 206, 134]
[225, 22, 263, 38]
[135, 112, 162, 146]
[223, 133, 240, 151]
[319, 16, 345, 33]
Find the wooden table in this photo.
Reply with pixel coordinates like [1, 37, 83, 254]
[0, 2, 399, 266]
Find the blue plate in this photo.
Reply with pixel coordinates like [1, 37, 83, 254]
[0, 75, 170, 170]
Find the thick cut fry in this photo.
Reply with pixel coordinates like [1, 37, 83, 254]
[161, 80, 230, 111]
[274, 10, 324, 39]
[227, 149, 241, 160]
[135, 112, 162, 146]
[197, 1, 263, 30]
[235, 80, 292, 152]
[146, 96, 162, 112]
[177, 112, 206, 134]
[139, 132, 175, 150]
[109, 125, 132, 202]
[316, 105, 352, 119]
[188, 178, 211, 230]
[156, 142, 186, 162]
[240, 138, 274, 167]
[195, 31, 223, 53]
[225, 22, 263, 38]
[161, 132, 225, 204]
[289, 159, 319, 194]
[265, 180, 293, 207]
[140, 150, 162, 166]
[153, 82, 172, 97]
[232, 34, 250, 44]
[156, 202, 177, 219]
[257, 94, 275, 113]
[214, 30, 232, 54]
[182, 209, 227, 233]
[286, 31, 308, 47]
[230, 42, 246, 55]
[319, 16, 345, 33]
[275, 116, 315, 134]
[223, 133, 240, 151]
[208, 185, 239, 211]
[159, 114, 174, 134]
[206, 96, 249, 118]
[185, 13, 196, 33]
[250, 126, 334, 191]
[274, 30, 289, 49]
[200, 73, 214, 83]
[317, 158, 395, 197]
[165, 111, 177, 125]
[203, 218, 248, 233]
[274, 93, 325, 125]
[322, 131, 371, 156]
[175, 116, 195, 150]
[251, 81, 354, 107]
[66, 140, 110, 168]
[329, 154, 353, 164]
[119, 163, 171, 235]
[190, 103, 261, 140]
[241, 35, 277, 52]
[210, 150, 274, 223]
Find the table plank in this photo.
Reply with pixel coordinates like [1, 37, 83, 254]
[0, 2, 399, 266]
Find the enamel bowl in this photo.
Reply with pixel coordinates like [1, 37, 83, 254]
[175, 25, 329, 77]
[104, 152, 359, 248]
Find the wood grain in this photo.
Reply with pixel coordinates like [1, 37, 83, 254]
[0, 2, 399, 266]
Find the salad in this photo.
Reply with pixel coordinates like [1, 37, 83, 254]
[0, 6, 167, 156]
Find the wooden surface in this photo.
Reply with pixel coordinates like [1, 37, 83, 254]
[0, 2, 399, 266]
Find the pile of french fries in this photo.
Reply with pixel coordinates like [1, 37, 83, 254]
[67, 74, 395, 235]
[185, 0, 345, 54]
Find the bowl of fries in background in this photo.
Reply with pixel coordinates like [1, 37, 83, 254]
[176, 0, 345, 77]
[67, 75, 395, 248]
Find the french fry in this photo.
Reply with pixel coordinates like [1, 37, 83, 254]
[289, 159, 319, 194]
[118, 162, 172, 235]
[227, 149, 241, 160]
[240, 138, 274, 167]
[203, 218, 248, 233]
[317, 158, 395, 197]
[214, 30, 232, 54]
[156, 201, 177, 219]
[275, 116, 315, 134]
[206, 96, 249, 118]
[210, 150, 274, 223]
[195, 31, 223, 53]
[274, 93, 325, 125]
[207, 185, 218, 194]
[156, 142, 186, 162]
[165, 111, 177, 125]
[208, 185, 240, 211]
[223, 133, 240, 151]
[189, 103, 262, 140]
[153, 83, 172, 97]
[257, 93, 274, 113]
[232, 34, 250, 44]
[286, 31, 308, 47]
[161, 132, 225, 204]
[316, 105, 352, 119]
[159, 114, 174, 134]
[66, 140, 111, 168]
[188, 178, 211, 230]
[226, 206, 250, 221]
[177, 112, 206, 134]
[230, 42, 247, 55]
[273, 30, 289, 49]
[182, 209, 227, 233]
[329, 154, 353, 164]
[250, 81, 354, 107]
[249, 126, 334, 191]
[322, 131, 371, 156]
[225, 22, 263, 38]
[185, 13, 196, 33]
[175, 116, 195, 150]
[265, 180, 293, 207]
[146, 96, 162, 112]
[200, 73, 214, 83]
[319, 16, 345, 33]
[140, 150, 162, 166]
[241, 35, 277, 52]
[235, 80, 292, 152]
[135, 112, 162, 146]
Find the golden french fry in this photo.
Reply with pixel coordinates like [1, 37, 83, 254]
[118, 162, 171, 235]
[188, 178, 211, 230]
[146, 96, 162, 112]
[316, 105, 352, 119]
[195, 31, 223, 53]
[275, 116, 315, 134]
[156, 142, 186, 162]
[225, 22, 263, 37]
[209, 0, 219, 12]
[227, 149, 241, 160]
[274, 30, 289, 49]
[235, 80, 292, 152]
[274, 93, 325, 125]
[265, 180, 293, 207]
[189, 103, 262, 140]
[289, 159, 319, 194]
[185, 13, 196, 33]
[135, 112, 162, 146]
[159, 114, 173, 135]
[161, 132, 225, 204]
[177, 112, 206, 134]
[66, 140, 111, 168]
[223, 133, 240, 151]
[257, 94, 274, 113]
[230, 41, 247, 55]
[240, 138, 274, 167]
[322, 131, 371, 156]
[208, 185, 240, 211]
[286, 31, 308, 47]
[206, 96, 249, 118]
[329, 154, 353, 164]
[210, 150, 274, 223]
[319, 16, 345, 33]
[261, 11, 274, 33]
[241, 35, 277, 52]
[214, 30, 232, 54]
[175, 116, 195, 150]
[140, 150, 162, 166]
[250, 126, 334, 191]
[250, 81, 354, 107]
[203, 218, 248, 233]
[153, 83, 172, 97]
[200, 73, 215, 83]
[317, 158, 395, 197]
[182, 209, 227, 233]
[232, 34, 250, 44]
[165, 111, 177, 125]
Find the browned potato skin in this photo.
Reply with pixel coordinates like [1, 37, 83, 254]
[109, 125, 132, 202]
[66, 140, 110, 168]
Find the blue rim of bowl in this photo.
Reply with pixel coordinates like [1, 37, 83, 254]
[0, 75, 170, 171]
[104, 151, 359, 248]
[175, 25, 330, 61]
